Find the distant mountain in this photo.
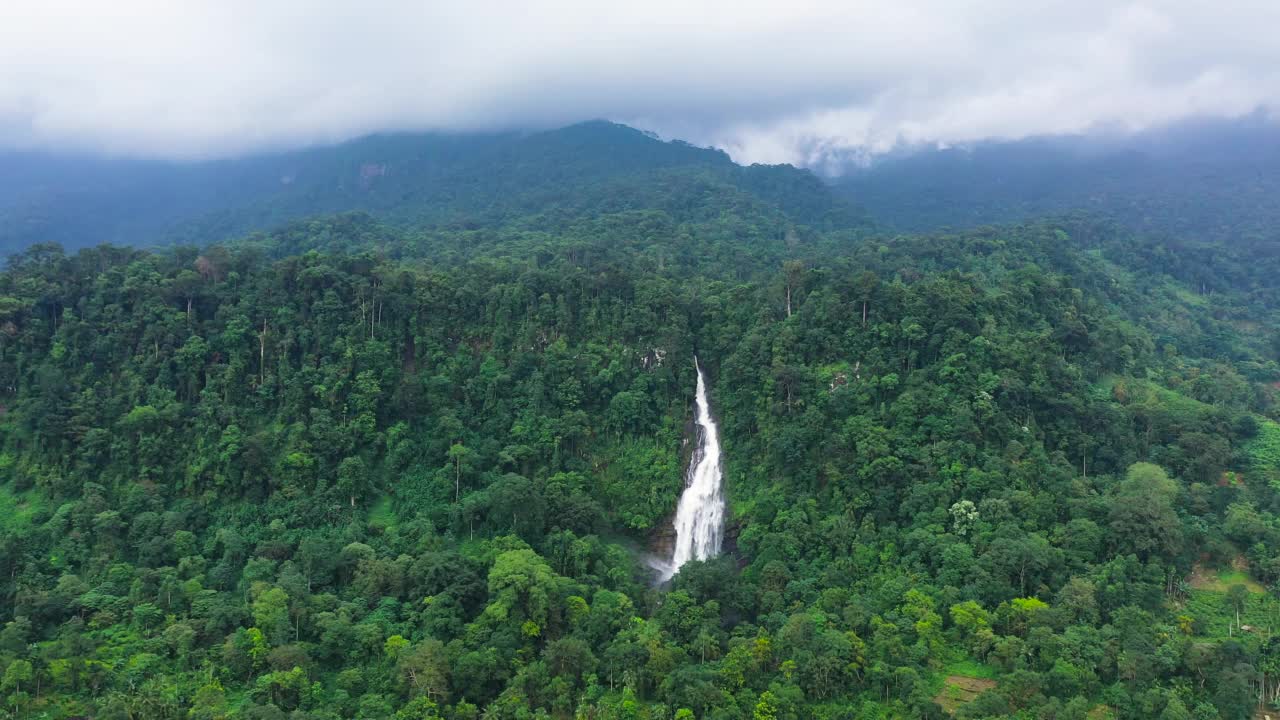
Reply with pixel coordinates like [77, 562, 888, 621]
[0, 121, 862, 256]
[834, 114, 1280, 243]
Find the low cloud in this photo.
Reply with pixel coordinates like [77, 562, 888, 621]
[2, 1, 1278, 166]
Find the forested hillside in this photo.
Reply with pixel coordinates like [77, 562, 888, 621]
[0, 122, 860, 257]
[835, 115, 1280, 246]
[2, 126, 1280, 720]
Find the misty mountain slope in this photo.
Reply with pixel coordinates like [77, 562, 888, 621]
[0, 122, 862, 257]
[835, 116, 1280, 244]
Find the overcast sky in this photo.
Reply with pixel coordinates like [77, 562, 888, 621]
[2, 1, 1278, 166]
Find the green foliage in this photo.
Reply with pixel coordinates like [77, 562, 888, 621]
[0, 122, 867, 257]
[1182, 588, 1280, 640]
[0, 131, 1278, 718]
[597, 437, 684, 529]
[943, 658, 999, 681]
[0, 483, 41, 532]
[1247, 419, 1280, 488]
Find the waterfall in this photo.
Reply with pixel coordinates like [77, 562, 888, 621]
[658, 357, 724, 581]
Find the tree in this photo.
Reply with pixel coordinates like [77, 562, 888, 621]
[395, 695, 443, 719]
[855, 270, 878, 326]
[753, 690, 779, 720]
[1108, 463, 1183, 562]
[1225, 584, 1249, 635]
[950, 601, 996, 657]
[1159, 694, 1191, 720]
[782, 261, 804, 318]
[397, 639, 451, 701]
[337, 455, 370, 508]
[950, 500, 979, 536]
[985, 533, 1057, 597]
[485, 549, 562, 637]
[384, 634, 410, 661]
[252, 585, 291, 645]
[189, 681, 229, 720]
[1213, 662, 1255, 720]
[2, 660, 33, 716]
[545, 637, 597, 686]
[448, 443, 470, 503]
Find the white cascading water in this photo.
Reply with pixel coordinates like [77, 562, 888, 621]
[658, 357, 724, 581]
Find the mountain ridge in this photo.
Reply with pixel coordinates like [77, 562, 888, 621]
[0, 121, 859, 257]
[834, 115, 1280, 242]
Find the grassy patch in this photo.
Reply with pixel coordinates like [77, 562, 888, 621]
[1217, 569, 1267, 594]
[1091, 374, 1120, 400]
[1093, 376, 1217, 420]
[933, 675, 997, 714]
[1130, 378, 1215, 415]
[1181, 587, 1280, 640]
[943, 658, 999, 680]
[1188, 564, 1267, 593]
[368, 495, 398, 531]
[1246, 419, 1280, 488]
[927, 654, 999, 696]
[0, 483, 42, 531]
[1170, 284, 1211, 308]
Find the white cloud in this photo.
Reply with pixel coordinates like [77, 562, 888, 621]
[1, 1, 1278, 165]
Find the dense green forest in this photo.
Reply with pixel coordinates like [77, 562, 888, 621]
[2, 123, 1280, 719]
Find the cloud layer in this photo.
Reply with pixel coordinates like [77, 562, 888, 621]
[3, 1, 1278, 166]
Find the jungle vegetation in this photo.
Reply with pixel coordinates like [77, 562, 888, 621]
[1, 122, 1279, 719]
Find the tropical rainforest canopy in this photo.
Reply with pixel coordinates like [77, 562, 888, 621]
[1, 121, 1280, 719]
